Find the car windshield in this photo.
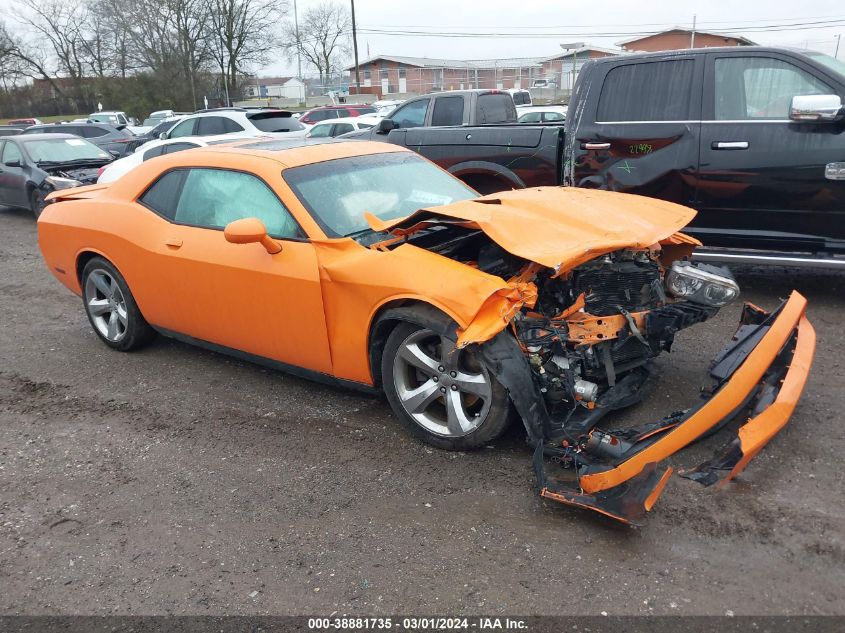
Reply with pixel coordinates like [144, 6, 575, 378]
[807, 52, 845, 79]
[284, 152, 478, 237]
[142, 117, 162, 126]
[23, 138, 111, 163]
[248, 112, 305, 132]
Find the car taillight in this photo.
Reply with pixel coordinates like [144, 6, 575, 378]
[97, 166, 106, 179]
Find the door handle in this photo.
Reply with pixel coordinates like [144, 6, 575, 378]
[582, 142, 611, 150]
[164, 238, 183, 248]
[712, 141, 749, 150]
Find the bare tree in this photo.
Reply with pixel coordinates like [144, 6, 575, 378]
[210, 0, 286, 105]
[284, 1, 350, 87]
[13, 0, 94, 108]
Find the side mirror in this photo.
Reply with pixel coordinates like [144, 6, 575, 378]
[3, 159, 21, 167]
[790, 94, 844, 122]
[223, 217, 281, 254]
[377, 118, 397, 134]
[108, 150, 121, 158]
[159, 132, 168, 140]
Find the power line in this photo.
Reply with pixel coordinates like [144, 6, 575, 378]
[362, 14, 845, 30]
[357, 19, 845, 40]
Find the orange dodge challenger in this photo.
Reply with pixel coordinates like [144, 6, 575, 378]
[37, 139, 815, 524]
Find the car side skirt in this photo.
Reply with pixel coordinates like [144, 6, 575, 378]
[153, 327, 381, 395]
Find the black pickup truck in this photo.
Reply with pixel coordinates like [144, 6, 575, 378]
[346, 89, 565, 194]
[353, 48, 845, 263]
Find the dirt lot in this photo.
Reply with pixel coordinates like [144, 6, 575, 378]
[1, 205, 843, 616]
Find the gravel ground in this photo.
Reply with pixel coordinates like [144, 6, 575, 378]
[1, 205, 843, 616]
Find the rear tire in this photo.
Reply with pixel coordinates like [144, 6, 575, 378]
[81, 257, 155, 352]
[381, 319, 511, 450]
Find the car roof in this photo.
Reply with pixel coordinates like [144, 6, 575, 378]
[182, 138, 409, 169]
[9, 132, 80, 140]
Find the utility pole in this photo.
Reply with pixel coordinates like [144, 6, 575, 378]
[351, 0, 361, 93]
[690, 14, 696, 48]
[294, 0, 303, 102]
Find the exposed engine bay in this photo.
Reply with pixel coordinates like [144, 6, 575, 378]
[366, 220, 777, 523]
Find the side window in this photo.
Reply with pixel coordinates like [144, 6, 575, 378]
[2, 141, 22, 164]
[81, 126, 108, 138]
[168, 118, 197, 138]
[308, 123, 334, 138]
[196, 116, 226, 135]
[222, 117, 244, 133]
[543, 112, 565, 122]
[476, 93, 517, 123]
[391, 98, 430, 128]
[714, 57, 832, 120]
[142, 146, 166, 161]
[173, 169, 301, 238]
[597, 60, 695, 122]
[197, 116, 244, 135]
[518, 111, 541, 123]
[308, 110, 330, 122]
[333, 123, 354, 136]
[336, 108, 351, 117]
[138, 170, 187, 219]
[164, 142, 200, 154]
[431, 96, 464, 126]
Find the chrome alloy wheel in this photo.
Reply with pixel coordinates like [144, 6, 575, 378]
[84, 269, 128, 343]
[392, 329, 493, 438]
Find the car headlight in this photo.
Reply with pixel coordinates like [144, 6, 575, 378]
[665, 261, 739, 307]
[44, 176, 83, 190]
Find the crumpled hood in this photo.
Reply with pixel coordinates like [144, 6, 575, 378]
[366, 187, 697, 272]
[44, 164, 105, 186]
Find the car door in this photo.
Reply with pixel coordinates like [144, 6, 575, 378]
[568, 56, 703, 206]
[0, 140, 28, 208]
[135, 167, 333, 373]
[696, 51, 845, 251]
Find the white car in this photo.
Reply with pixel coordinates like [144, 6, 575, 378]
[517, 105, 567, 123]
[371, 99, 404, 117]
[97, 134, 263, 184]
[89, 110, 131, 129]
[160, 108, 308, 141]
[305, 116, 380, 138]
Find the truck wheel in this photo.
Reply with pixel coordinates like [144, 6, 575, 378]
[382, 321, 510, 450]
[81, 257, 156, 351]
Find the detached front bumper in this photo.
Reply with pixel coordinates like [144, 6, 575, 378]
[538, 290, 815, 525]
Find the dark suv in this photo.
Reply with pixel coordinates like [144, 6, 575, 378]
[299, 105, 376, 125]
[19, 122, 140, 157]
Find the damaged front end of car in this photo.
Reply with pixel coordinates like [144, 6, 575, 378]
[365, 188, 815, 524]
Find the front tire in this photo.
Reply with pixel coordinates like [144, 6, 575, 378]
[381, 320, 510, 450]
[30, 188, 46, 218]
[81, 257, 155, 351]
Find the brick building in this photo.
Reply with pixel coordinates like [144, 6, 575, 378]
[344, 46, 620, 97]
[619, 28, 756, 52]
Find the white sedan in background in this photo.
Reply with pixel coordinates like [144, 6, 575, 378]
[97, 134, 263, 183]
[304, 116, 380, 138]
[517, 105, 567, 123]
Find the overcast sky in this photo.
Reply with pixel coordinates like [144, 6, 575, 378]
[262, 0, 844, 76]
